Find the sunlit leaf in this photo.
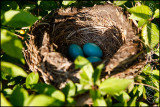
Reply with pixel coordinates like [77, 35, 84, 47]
[138, 84, 144, 97]
[127, 96, 137, 106]
[1, 93, 12, 106]
[10, 86, 29, 106]
[26, 72, 39, 89]
[154, 92, 159, 104]
[129, 14, 143, 21]
[28, 94, 60, 106]
[62, 1, 76, 6]
[62, 80, 76, 97]
[1, 29, 23, 60]
[113, 91, 130, 103]
[2, 10, 37, 27]
[79, 62, 94, 89]
[74, 56, 90, 69]
[66, 97, 76, 106]
[3, 88, 13, 97]
[93, 64, 104, 86]
[153, 9, 159, 18]
[93, 97, 107, 106]
[32, 83, 65, 102]
[142, 64, 152, 74]
[128, 82, 134, 93]
[141, 23, 159, 48]
[138, 19, 148, 27]
[113, 1, 127, 6]
[138, 102, 148, 106]
[24, 95, 35, 106]
[128, 5, 152, 21]
[99, 78, 133, 95]
[75, 56, 94, 89]
[75, 83, 87, 94]
[1, 61, 27, 78]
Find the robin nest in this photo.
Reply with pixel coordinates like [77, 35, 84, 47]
[23, 3, 146, 89]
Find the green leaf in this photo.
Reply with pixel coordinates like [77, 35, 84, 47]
[75, 56, 94, 89]
[138, 102, 148, 106]
[106, 95, 112, 106]
[39, 1, 58, 11]
[51, 90, 65, 103]
[113, 91, 130, 103]
[1, 93, 12, 106]
[90, 89, 101, 101]
[26, 72, 39, 89]
[3, 88, 13, 97]
[151, 70, 159, 88]
[1, 61, 27, 78]
[129, 14, 143, 21]
[99, 78, 133, 95]
[75, 83, 87, 94]
[74, 56, 90, 69]
[154, 47, 159, 56]
[93, 97, 107, 106]
[142, 64, 152, 74]
[1, 29, 23, 60]
[3, 10, 38, 27]
[142, 87, 147, 100]
[10, 86, 29, 106]
[62, 80, 76, 97]
[138, 19, 148, 27]
[1, 1, 19, 11]
[133, 84, 144, 97]
[32, 83, 56, 94]
[152, 70, 159, 77]
[128, 5, 152, 21]
[113, 1, 127, 6]
[24, 95, 35, 106]
[141, 23, 159, 48]
[128, 82, 134, 93]
[28, 94, 60, 106]
[127, 96, 137, 106]
[62, 1, 76, 6]
[93, 64, 104, 85]
[22, 4, 36, 12]
[79, 62, 94, 89]
[66, 97, 76, 106]
[32, 83, 65, 102]
[153, 9, 159, 18]
[154, 92, 159, 104]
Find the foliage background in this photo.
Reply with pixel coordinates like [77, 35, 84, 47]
[1, 0, 159, 106]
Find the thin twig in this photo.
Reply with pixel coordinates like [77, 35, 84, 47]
[134, 82, 159, 92]
[14, 33, 24, 40]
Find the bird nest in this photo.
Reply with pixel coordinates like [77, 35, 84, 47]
[23, 3, 146, 89]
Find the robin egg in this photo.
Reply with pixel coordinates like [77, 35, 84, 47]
[83, 43, 103, 58]
[87, 56, 102, 63]
[68, 44, 84, 60]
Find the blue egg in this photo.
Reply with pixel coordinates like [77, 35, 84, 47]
[87, 56, 102, 63]
[68, 44, 84, 60]
[83, 43, 103, 57]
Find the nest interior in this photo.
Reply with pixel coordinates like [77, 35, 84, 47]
[23, 3, 146, 88]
